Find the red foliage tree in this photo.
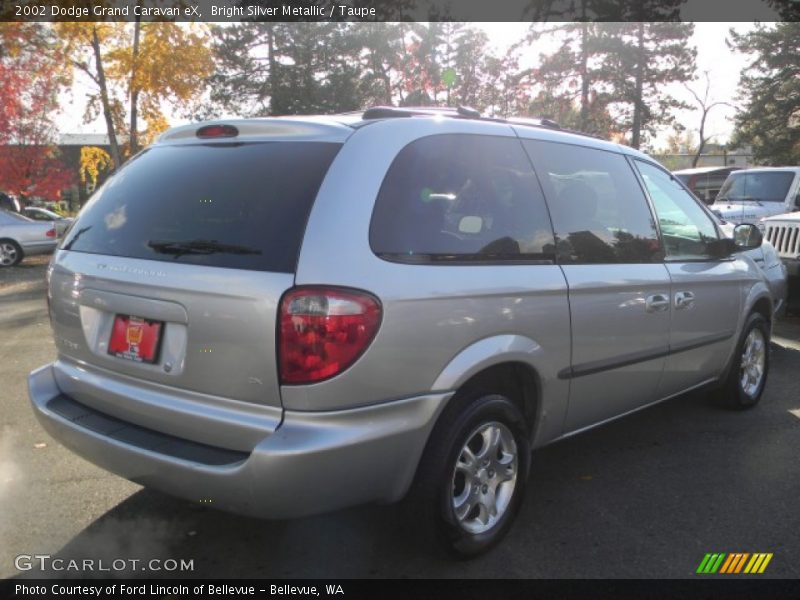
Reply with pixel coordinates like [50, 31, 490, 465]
[0, 23, 74, 202]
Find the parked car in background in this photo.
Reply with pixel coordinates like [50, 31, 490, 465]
[673, 166, 740, 205]
[715, 216, 788, 317]
[763, 211, 800, 312]
[0, 208, 58, 267]
[712, 167, 800, 225]
[23, 206, 74, 236]
[28, 108, 776, 557]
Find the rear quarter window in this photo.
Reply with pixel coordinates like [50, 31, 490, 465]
[61, 142, 341, 272]
[370, 134, 556, 263]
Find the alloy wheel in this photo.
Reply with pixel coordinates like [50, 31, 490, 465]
[740, 328, 766, 397]
[450, 421, 518, 535]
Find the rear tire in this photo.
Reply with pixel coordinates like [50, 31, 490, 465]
[711, 313, 770, 410]
[0, 239, 22, 267]
[406, 392, 530, 558]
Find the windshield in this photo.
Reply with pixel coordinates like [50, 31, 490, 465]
[717, 171, 795, 203]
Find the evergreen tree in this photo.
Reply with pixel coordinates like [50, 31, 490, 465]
[596, 22, 696, 149]
[729, 22, 800, 165]
[532, 21, 613, 135]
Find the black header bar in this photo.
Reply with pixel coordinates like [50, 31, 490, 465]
[2, 0, 799, 23]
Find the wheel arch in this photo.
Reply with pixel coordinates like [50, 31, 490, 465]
[431, 335, 549, 439]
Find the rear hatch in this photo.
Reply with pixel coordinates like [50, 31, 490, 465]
[49, 129, 345, 417]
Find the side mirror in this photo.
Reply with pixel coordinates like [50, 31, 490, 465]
[733, 223, 763, 250]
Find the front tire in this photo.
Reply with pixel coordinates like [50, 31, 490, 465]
[712, 313, 770, 410]
[408, 393, 530, 558]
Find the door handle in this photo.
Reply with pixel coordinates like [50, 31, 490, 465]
[674, 291, 695, 310]
[645, 294, 670, 313]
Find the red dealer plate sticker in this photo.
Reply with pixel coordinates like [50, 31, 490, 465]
[108, 315, 163, 364]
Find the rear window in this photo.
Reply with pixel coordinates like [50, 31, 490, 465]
[61, 142, 341, 272]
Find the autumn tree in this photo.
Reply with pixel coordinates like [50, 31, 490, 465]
[729, 22, 800, 165]
[0, 23, 74, 202]
[79, 146, 114, 190]
[60, 21, 213, 167]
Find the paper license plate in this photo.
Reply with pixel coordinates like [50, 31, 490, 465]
[108, 315, 163, 364]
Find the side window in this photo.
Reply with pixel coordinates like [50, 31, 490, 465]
[522, 140, 662, 264]
[370, 134, 556, 262]
[794, 182, 800, 209]
[635, 161, 720, 260]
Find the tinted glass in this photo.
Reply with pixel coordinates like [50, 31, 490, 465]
[636, 161, 719, 259]
[61, 142, 341, 272]
[693, 174, 728, 201]
[26, 210, 50, 221]
[522, 140, 661, 264]
[718, 171, 795, 203]
[370, 135, 556, 263]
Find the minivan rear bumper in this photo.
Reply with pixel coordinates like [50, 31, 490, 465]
[29, 363, 451, 519]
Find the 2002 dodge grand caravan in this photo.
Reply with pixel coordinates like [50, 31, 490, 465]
[29, 107, 773, 556]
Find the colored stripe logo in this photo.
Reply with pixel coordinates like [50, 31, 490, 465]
[697, 553, 773, 574]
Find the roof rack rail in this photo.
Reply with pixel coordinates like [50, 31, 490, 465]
[362, 105, 475, 120]
[506, 116, 561, 130]
[359, 105, 602, 141]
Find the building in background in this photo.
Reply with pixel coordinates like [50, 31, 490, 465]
[655, 144, 756, 171]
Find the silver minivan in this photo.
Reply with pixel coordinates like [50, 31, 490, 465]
[29, 108, 774, 556]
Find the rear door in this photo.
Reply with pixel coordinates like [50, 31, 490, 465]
[633, 160, 742, 396]
[51, 137, 343, 418]
[522, 140, 671, 433]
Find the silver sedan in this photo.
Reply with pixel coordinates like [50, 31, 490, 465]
[0, 209, 58, 267]
[23, 206, 74, 236]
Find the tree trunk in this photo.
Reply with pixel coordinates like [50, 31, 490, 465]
[579, 21, 589, 131]
[92, 26, 122, 169]
[692, 108, 708, 168]
[129, 15, 141, 156]
[631, 22, 645, 149]
[267, 25, 277, 115]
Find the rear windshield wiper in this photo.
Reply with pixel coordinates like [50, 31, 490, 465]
[148, 239, 262, 258]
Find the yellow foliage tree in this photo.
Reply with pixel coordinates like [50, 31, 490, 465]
[79, 146, 113, 189]
[59, 19, 213, 166]
[106, 22, 214, 155]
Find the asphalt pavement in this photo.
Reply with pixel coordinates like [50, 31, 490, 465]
[1, 257, 799, 579]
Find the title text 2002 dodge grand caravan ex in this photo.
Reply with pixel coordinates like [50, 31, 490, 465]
[29, 107, 774, 556]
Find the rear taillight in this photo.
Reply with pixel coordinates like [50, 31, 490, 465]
[279, 287, 381, 385]
[46, 228, 56, 238]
